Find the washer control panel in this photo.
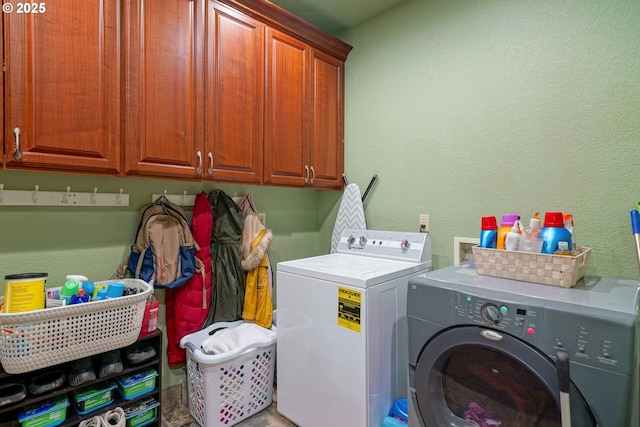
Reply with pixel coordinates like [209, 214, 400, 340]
[452, 291, 634, 374]
[337, 229, 432, 263]
[454, 292, 542, 338]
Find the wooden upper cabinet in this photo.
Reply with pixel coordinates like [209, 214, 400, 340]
[206, 1, 264, 183]
[263, 28, 310, 187]
[263, 29, 346, 189]
[309, 49, 345, 189]
[123, 0, 202, 179]
[3, 1, 120, 173]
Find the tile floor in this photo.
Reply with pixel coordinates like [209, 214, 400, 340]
[161, 401, 295, 427]
[160, 385, 296, 427]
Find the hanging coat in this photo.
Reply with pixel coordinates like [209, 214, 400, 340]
[240, 211, 273, 328]
[165, 191, 212, 366]
[205, 189, 245, 325]
[236, 193, 274, 293]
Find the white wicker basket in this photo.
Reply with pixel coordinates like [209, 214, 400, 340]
[180, 320, 276, 427]
[0, 278, 151, 374]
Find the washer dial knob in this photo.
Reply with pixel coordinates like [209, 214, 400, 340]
[481, 303, 503, 325]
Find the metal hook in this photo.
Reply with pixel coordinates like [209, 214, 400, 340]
[33, 185, 40, 204]
[63, 186, 72, 204]
[180, 191, 187, 206]
[91, 187, 98, 204]
[0, 184, 4, 204]
[117, 189, 124, 204]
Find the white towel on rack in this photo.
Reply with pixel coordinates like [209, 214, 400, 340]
[331, 183, 367, 253]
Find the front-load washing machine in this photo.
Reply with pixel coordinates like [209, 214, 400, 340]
[277, 229, 432, 427]
[407, 263, 639, 427]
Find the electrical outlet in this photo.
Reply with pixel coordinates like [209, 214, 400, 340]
[258, 212, 266, 226]
[419, 214, 430, 233]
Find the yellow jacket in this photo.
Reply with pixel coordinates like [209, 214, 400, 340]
[240, 212, 273, 328]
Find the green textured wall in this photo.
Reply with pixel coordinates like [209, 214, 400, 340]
[2, 0, 640, 391]
[322, 0, 640, 279]
[0, 169, 324, 388]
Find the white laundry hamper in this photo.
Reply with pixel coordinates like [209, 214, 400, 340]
[180, 320, 277, 427]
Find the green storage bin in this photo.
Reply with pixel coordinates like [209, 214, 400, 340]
[124, 397, 160, 427]
[116, 368, 158, 400]
[71, 381, 116, 415]
[18, 395, 68, 427]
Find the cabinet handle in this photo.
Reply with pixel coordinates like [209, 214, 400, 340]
[304, 165, 309, 184]
[207, 152, 213, 175]
[196, 151, 203, 174]
[13, 128, 22, 160]
[310, 166, 315, 184]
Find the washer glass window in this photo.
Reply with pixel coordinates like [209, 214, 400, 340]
[442, 346, 560, 425]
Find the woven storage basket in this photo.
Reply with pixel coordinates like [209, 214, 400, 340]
[0, 278, 151, 374]
[471, 246, 591, 288]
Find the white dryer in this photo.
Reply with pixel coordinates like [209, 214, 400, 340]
[276, 229, 432, 427]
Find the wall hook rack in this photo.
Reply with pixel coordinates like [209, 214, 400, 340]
[152, 191, 245, 207]
[0, 184, 130, 206]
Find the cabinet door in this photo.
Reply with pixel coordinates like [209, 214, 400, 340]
[309, 49, 345, 189]
[263, 28, 310, 187]
[206, 2, 264, 183]
[123, 0, 203, 179]
[3, 0, 120, 173]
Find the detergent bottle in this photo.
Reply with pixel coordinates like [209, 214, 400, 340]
[564, 213, 575, 250]
[497, 214, 519, 250]
[505, 220, 521, 251]
[139, 292, 159, 337]
[539, 212, 573, 254]
[520, 213, 543, 253]
[479, 216, 498, 248]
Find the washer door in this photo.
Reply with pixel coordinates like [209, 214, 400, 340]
[414, 326, 596, 426]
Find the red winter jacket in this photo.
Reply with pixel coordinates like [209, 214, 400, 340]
[165, 191, 213, 366]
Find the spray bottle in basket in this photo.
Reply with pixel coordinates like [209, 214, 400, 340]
[139, 292, 159, 337]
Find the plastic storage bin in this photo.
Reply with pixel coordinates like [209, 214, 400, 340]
[71, 381, 116, 415]
[18, 395, 69, 427]
[116, 368, 158, 400]
[123, 396, 160, 427]
[180, 320, 277, 427]
[0, 279, 152, 374]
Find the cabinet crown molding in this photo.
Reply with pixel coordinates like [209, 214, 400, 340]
[217, 0, 353, 60]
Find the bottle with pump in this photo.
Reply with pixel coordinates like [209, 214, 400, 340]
[505, 220, 521, 251]
[519, 213, 543, 253]
[479, 216, 498, 248]
[539, 212, 573, 254]
[497, 214, 519, 250]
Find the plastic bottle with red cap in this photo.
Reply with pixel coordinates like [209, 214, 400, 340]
[539, 212, 573, 254]
[479, 216, 498, 248]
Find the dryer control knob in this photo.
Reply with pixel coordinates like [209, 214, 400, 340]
[481, 303, 502, 325]
[401, 239, 411, 250]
